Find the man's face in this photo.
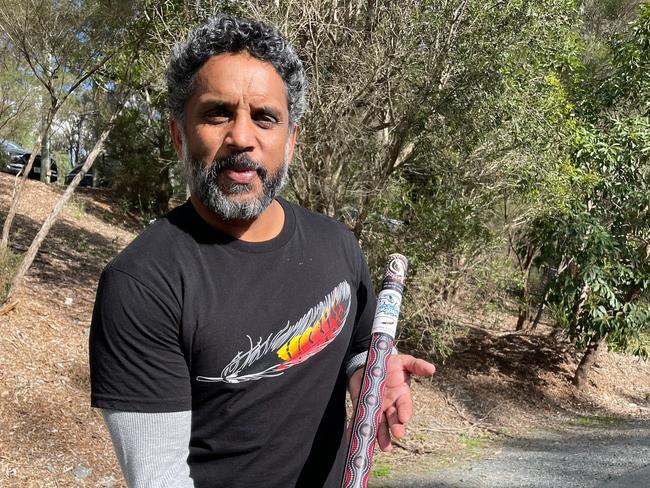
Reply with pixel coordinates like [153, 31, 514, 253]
[171, 51, 297, 220]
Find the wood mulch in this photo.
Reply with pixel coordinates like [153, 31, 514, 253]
[1, 171, 649, 486]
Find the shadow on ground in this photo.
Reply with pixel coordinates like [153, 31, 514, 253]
[71, 187, 146, 234]
[2, 210, 123, 290]
[426, 326, 578, 424]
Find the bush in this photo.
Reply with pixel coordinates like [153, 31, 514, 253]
[104, 107, 183, 216]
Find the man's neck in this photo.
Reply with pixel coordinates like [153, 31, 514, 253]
[189, 195, 285, 242]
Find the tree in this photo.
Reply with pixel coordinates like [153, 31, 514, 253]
[0, 1, 144, 301]
[6, 101, 126, 300]
[0, 0, 135, 251]
[519, 2, 650, 388]
[104, 105, 179, 215]
[0, 43, 34, 136]
[51, 88, 100, 174]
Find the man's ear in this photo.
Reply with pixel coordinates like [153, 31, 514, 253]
[286, 125, 298, 162]
[169, 117, 184, 160]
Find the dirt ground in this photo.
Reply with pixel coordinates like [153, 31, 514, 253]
[1, 172, 649, 487]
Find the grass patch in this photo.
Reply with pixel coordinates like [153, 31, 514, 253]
[458, 433, 488, 450]
[68, 197, 87, 221]
[371, 459, 392, 478]
[0, 249, 21, 303]
[570, 415, 622, 427]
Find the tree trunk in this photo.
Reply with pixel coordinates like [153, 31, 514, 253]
[515, 251, 535, 331]
[515, 309, 527, 331]
[154, 165, 172, 214]
[74, 115, 83, 167]
[530, 299, 545, 330]
[572, 335, 605, 389]
[0, 108, 55, 251]
[515, 279, 529, 330]
[40, 123, 51, 183]
[530, 286, 550, 330]
[573, 280, 589, 321]
[40, 52, 54, 184]
[4, 108, 122, 302]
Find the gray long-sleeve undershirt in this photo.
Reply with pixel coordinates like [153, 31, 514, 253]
[102, 409, 194, 488]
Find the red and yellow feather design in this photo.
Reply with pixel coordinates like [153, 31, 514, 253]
[196, 281, 351, 383]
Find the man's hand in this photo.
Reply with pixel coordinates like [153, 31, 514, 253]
[348, 353, 435, 452]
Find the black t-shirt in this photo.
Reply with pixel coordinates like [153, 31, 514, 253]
[89, 198, 376, 487]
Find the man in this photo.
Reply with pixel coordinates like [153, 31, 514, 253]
[89, 14, 435, 488]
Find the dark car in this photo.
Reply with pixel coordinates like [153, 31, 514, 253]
[65, 164, 95, 187]
[0, 139, 58, 182]
[65, 164, 111, 188]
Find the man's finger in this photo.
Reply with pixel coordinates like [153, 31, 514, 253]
[377, 413, 392, 452]
[394, 387, 414, 425]
[385, 405, 399, 429]
[345, 419, 352, 442]
[398, 354, 436, 377]
[390, 422, 406, 439]
[386, 404, 407, 439]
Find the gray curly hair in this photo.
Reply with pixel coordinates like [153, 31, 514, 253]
[166, 14, 308, 128]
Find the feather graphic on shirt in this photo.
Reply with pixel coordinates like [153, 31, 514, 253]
[196, 281, 351, 384]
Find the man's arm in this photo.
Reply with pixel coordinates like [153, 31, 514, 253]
[90, 266, 194, 486]
[101, 409, 194, 488]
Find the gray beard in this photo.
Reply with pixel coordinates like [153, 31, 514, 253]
[184, 146, 289, 221]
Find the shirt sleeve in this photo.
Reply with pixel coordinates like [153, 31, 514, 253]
[102, 409, 194, 488]
[347, 241, 376, 361]
[89, 266, 191, 412]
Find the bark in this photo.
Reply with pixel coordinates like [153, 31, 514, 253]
[515, 308, 527, 331]
[572, 281, 591, 325]
[5, 107, 122, 302]
[572, 335, 605, 389]
[515, 275, 530, 330]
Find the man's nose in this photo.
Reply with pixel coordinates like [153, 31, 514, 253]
[224, 115, 255, 151]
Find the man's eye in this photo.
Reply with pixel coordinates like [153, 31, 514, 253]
[205, 110, 230, 121]
[255, 114, 278, 128]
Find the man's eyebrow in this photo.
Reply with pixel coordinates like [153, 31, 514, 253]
[197, 99, 232, 111]
[196, 100, 285, 121]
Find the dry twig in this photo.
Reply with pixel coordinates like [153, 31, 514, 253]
[0, 300, 18, 316]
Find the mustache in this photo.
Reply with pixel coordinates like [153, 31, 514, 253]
[210, 153, 268, 180]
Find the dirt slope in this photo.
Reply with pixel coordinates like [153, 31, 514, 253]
[1, 172, 649, 487]
[0, 173, 139, 487]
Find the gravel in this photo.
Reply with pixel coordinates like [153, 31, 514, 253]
[375, 419, 650, 488]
